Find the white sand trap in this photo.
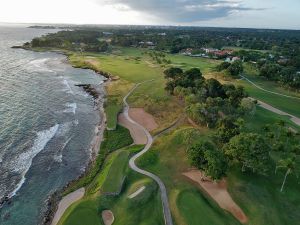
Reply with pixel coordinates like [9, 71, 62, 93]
[102, 210, 114, 225]
[51, 188, 85, 225]
[128, 186, 145, 199]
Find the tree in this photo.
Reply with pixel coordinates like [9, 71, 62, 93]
[259, 62, 281, 80]
[240, 98, 256, 116]
[227, 60, 244, 76]
[216, 62, 231, 71]
[184, 68, 203, 81]
[187, 140, 227, 180]
[164, 67, 183, 79]
[214, 117, 242, 144]
[205, 79, 225, 98]
[224, 133, 271, 175]
[276, 156, 297, 192]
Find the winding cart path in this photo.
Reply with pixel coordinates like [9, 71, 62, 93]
[123, 82, 174, 225]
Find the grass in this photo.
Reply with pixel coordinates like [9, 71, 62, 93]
[97, 174, 164, 225]
[101, 125, 133, 153]
[233, 63, 300, 118]
[167, 54, 219, 72]
[68, 48, 185, 132]
[237, 78, 300, 118]
[60, 145, 163, 225]
[177, 189, 240, 225]
[58, 198, 102, 225]
[227, 167, 300, 225]
[63, 125, 133, 195]
[244, 107, 300, 133]
[136, 126, 241, 225]
[55, 46, 300, 225]
[101, 150, 129, 193]
[105, 100, 123, 130]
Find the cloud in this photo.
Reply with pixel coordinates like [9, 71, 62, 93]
[97, 0, 266, 23]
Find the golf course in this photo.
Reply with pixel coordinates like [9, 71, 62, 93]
[40, 44, 300, 225]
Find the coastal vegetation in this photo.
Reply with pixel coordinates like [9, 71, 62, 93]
[64, 125, 133, 195]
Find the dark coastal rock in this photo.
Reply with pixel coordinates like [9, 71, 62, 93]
[40, 191, 61, 225]
[11, 46, 23, 49]
[76, 84, 99, 99]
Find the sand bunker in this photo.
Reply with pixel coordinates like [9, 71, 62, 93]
[51, 188, 85, 225]
[129, 108, 158, 132]
[102, 210, 114, 225]
[183, 170, 248, 224]
[128, 186, 145, 199]
[118, 112, 147, 145]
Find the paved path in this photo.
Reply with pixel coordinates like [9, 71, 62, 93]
[123, 82, 174, 225]
[240, 75, 300, 126]
[252, 98, 300, 126]
[240, 75, 300, 100]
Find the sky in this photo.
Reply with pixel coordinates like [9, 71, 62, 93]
[0, 0, 299, 29]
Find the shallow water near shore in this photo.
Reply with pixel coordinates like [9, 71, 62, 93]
[0, 25, 105, 224]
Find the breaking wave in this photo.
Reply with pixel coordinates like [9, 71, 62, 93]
[8, 124, 59, 198]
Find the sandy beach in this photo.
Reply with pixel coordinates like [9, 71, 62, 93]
[51, 188, 85, 225]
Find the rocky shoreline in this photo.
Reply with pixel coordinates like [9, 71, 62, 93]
[40, 82, 107, 225]
[10, 45, 113, 225]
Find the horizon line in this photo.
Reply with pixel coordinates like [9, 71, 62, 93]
[0, 21, 299, 31]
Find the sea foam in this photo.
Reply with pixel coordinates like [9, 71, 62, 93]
[63, 103, 77, 114]
[62, 79, 74, 94]
[28, 58, 56, 73]
[9, 124, 59, 197]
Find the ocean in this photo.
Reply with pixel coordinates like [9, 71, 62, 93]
[0, 25, 105, 224]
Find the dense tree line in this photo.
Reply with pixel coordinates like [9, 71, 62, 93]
[165, 67, 299, 191]
[164, 67, 248, 128]
[257, 61, 300, 89]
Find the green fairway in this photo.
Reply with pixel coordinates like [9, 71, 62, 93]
[63, 125, 132, 195]
[58, 198, 102, 225]
[244, 107, 300, 133]
[101, 150, 129, 193]
[136, 126, 242, 225]
[167, 54, 219, 72]
[237, 78, 300, 118]
[227, 167, 300, 225]
[177, 189, 240, 225]
[104, 177, 164, 225]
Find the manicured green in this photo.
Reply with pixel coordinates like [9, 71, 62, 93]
[63, 125, 133, 195]
[102, 150, 129, 193]
[167, 54, 219, 72]
[60, 144, 158, 225]
[97, 174, 164, 225]
[58, 198, 102, 225]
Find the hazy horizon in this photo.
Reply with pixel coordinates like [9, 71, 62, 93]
[0, 0, 299, 30]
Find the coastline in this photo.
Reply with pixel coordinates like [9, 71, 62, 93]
[41, 81, 107, 225]
[36, 53, 110, 225]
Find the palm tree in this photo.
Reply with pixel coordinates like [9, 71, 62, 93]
[276, 157, 296, 192]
